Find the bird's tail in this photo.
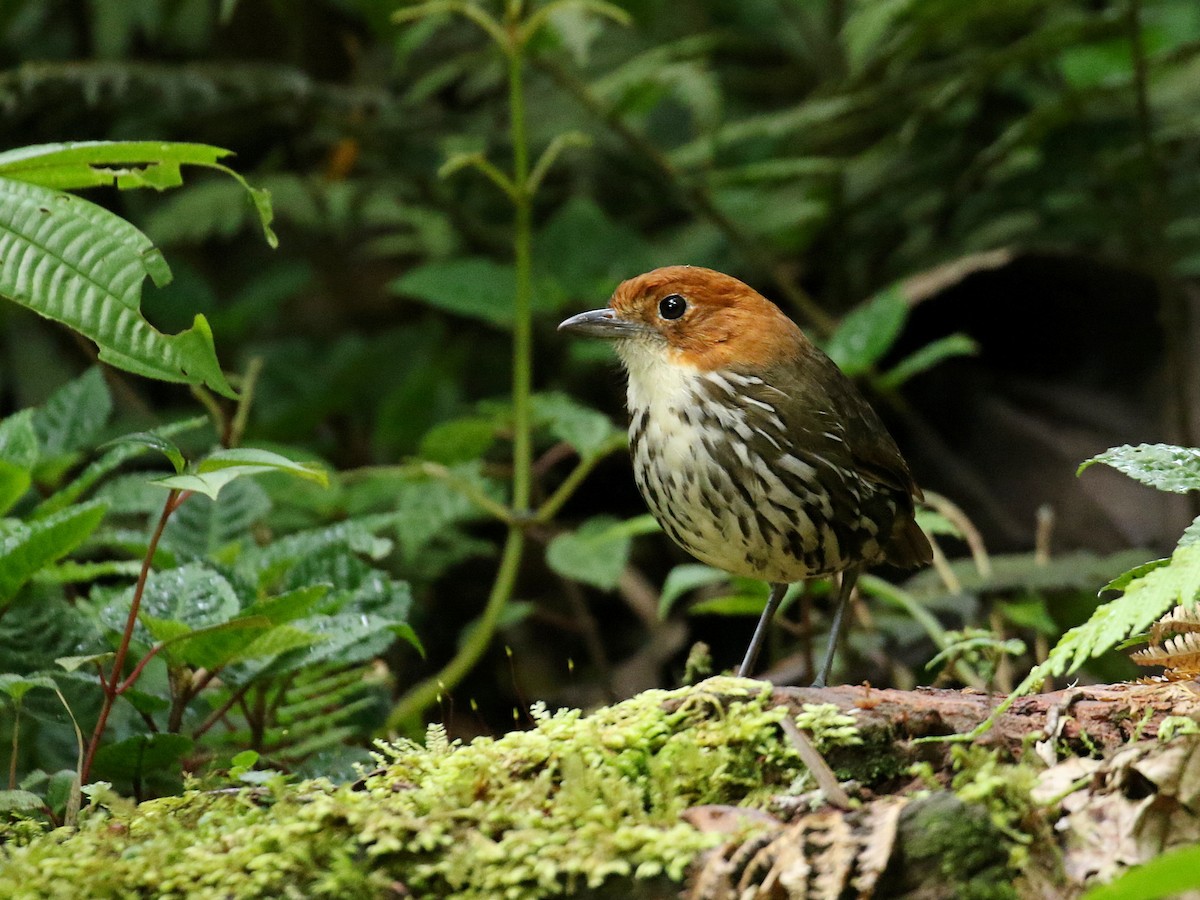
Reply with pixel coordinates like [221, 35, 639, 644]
[885, 515, 933, 569]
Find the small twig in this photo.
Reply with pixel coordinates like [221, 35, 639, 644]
[923, 491, 991, 578]
[778, 715, 851, 809]
[1034, 505, 1054, 566]
[419, 461, 517, 525]
[227, 356, 263, 449]
[194, 681, 255, 739]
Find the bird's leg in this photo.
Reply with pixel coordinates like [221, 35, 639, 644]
[738, 582, 789, 677]
[812, 566, 861, 688]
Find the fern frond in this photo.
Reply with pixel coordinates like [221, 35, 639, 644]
[963, 542, 1200, 739]
[1132, 632, 1200, 674]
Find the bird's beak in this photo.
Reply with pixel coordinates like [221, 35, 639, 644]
[557, 307, 641, 339]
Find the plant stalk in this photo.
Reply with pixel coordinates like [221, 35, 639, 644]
[81, 489, 187, 784]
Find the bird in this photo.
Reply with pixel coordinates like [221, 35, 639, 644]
[558, 265, 932, 686]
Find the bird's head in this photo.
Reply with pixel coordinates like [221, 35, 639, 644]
[558, 266, 805, 374]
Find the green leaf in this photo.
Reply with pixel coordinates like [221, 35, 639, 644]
[657, 564, 730, 619]
[56, 652, 114, 672]
[0, 460, 31, 516]
[970, 543, 1200, 740]
[0, 178, 238, 397]
[533, 392, 624, 459]
[1079, 444, 1200, 493]
[37, 416, 208, 517]
[156, 617, 317, 670]
[161, 477, 271, 560]
[0, 500, 108, 605]
[0, 141, 223, 191]
[419, 417, 497, 465]
[914, 508, 961, 538]
[876, 333, 978, 390]
[91, 733, 193, 781]
[112, 562, 240, 634]
[101, 431, 186, 474]
[690, 593, 771, 616]
[391, 257, 559, 328]
[1081, 843, 1200, 900]
[823, 286, 909, 376]
[0, 141, 275, 246]
[241, 585, 332, 625]
[546, 515, 659, 590]
[0, 410, 39, 469]
[154, 447, 328, 501]
[0, 673, 57, 702]
[0, 790, 44, 811]
[533, 198, 655, 300]
[1180, 516, 1200, 549]
[30, 367, 112, 462]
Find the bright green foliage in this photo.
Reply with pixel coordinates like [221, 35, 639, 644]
[1079, 444, 1200, 494]
[0, 678, 856, 900]
[545, 514, 658, 590]
[0, 143, 273, 398]
[0, 501, 108, 607]
[1082, 843, 1200, 900]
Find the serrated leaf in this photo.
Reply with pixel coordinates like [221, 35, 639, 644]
[0, 178, 238, 397]
[1028, 544, 1200, 695]
[1079, 444, 1200, 493]
[533, 392, 623, 459]
[161, 477, 271, 560]
[0, 790, 44, 811]
[1180, 515, 1200, 549]
[546, 515, 658, 590]
[1103, 558, 1171, 593]
[29, 367, 112, 461]
[242, 585, 332, 625]
[823, 286, 909, 376]
[658, 563, 730, 619]
[876, 333, 977, 390]
[168, 619, 314, 670]
[0, 499, 108, 605]
[103, 563, 239, 636]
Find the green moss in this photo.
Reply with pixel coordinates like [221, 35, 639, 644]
[899, 794, 1018, 900]
[0, 677, 825, 900]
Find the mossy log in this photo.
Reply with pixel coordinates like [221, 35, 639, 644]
[1, 677, 1197, 899]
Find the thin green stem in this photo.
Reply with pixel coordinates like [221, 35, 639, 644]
[534, 437, 625, 523]
[386, 528, 526, 732]
[8, 701, 18, 790]
[228, 356, 263, 448]
[385, 11, 541, 728]
[422, 462, 517, 524]
[509, 45, 534, 516]
[858, 574, 986, 690]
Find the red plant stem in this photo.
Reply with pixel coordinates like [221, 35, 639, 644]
[81, 489, 189, 784]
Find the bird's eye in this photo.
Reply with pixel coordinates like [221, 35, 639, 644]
[658, 294, 687, 320]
